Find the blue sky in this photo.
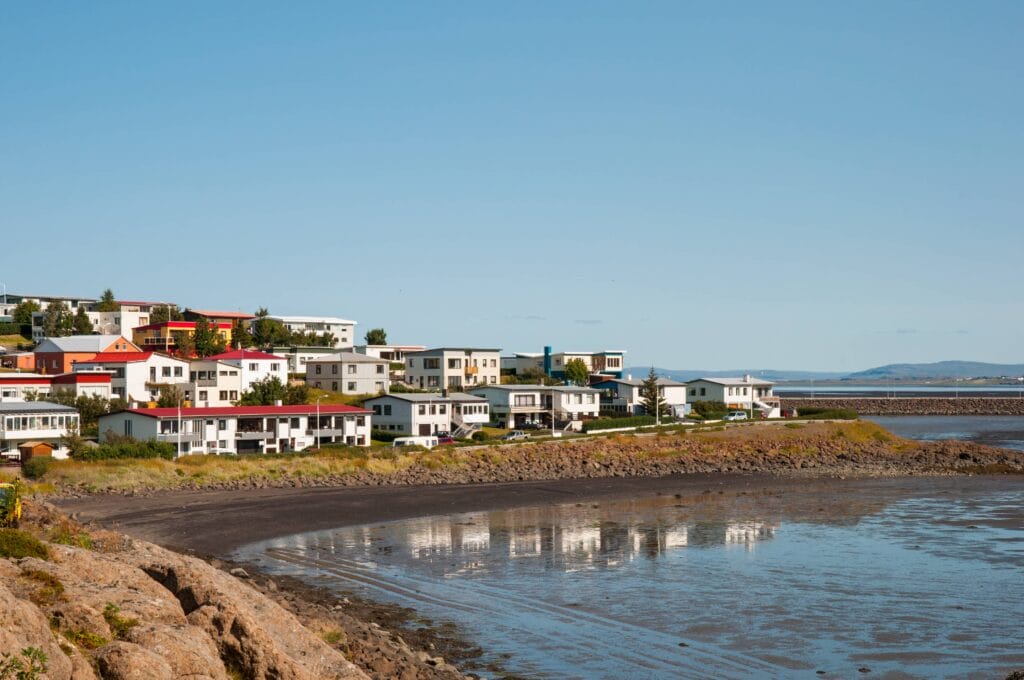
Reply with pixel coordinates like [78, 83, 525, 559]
[2, 2, 1021, 371]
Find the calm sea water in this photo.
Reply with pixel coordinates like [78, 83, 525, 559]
[236, 477, 1024, 680]
[867, 415, 1024, 452]
[777, 384, 1024, 397]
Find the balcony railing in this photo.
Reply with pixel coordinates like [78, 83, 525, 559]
[464, 365, 479, 375]
[235, 430, 274, 440]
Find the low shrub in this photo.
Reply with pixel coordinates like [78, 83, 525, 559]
[0, 647, 48, 679]
[370, 430, 400, 443]
[583, 416, 657, 432]
[102, 603, 139, 640]
[22, 457, 51, 480]
[75, 438, 175, 461]
[64, 629, 108, 650]
[795, 407, 858, 420]
[471, 431, 489, 442]
[690, 401, 729, 420]
[0, 529, 49, 560]
[22, 569, 65, 605]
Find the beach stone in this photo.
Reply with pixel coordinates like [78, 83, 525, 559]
[125, 622, 229, 680]
[0, 582, 74, 679]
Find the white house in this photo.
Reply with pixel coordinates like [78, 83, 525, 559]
[405, 348, 501, 391]
[0, 374, 52, 402]
[592, 377, 689, 417]
[548, 350, 626, 381]
[76, 351, 191, 403]
[305, 352, 389, 395]
[0, 401, 80, 459]
[500, 353, 544, 375]
[686, 376, 779, 416]
[364, 392, 489, 437]
[204, 349, 288, 393]
[469, 384, 600, 432]
[268, 346, 339, 374]
[187, 359, 243, 407]
[265, 315, 356, 349]
[354, 344, 427, 362]
[0, 372, 112, 402]
[98, 403, 372, 457]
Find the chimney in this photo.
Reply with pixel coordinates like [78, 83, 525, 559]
[744, 374, 752, 383]
[274, 399, 283, 407]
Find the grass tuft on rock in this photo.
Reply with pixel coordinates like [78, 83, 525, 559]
[0, 528, 49, 560]
[21, 569, 65, 605]
[102, 603, 139, 639]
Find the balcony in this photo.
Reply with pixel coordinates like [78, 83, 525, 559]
[306, 428, 349, 437]
[195, 379, 217, 387]
[156, 432, 202, 444]
[464, 366, 479, 376]
[235, 430, 274, 440]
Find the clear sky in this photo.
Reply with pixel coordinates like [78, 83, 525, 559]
[2, 2, 1021, 371]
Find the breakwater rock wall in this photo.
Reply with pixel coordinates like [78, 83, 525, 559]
[781, 397, 1024, 416]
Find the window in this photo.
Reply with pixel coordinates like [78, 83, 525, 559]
[448, 358, 462, 369]
[218, 440, 227, 448]
[316, 365, 322, 375]
[162, 366, 171, 377]
[290, 418, 300, 428]
[330, 364, 337, 374]
[218, 420, 227, 430]
[219, 391, 228, 400]
[448, 376, 461, 387]
[700, 387, 706, 396]
[230, 391, 238, 400]
[376, 364, 384, 374]
[348, 364, 356, 374]
[372, 405, 382, 415]
[408, 358, 415, 367]
[439, 405, 447, 414]
[424, 358, 440, 369]
[383, 404, 392, 416]
[490, 376, 497, 384]
[690, 388, 696, 396]
[123, 420, 132, 437]
[356, 417, 365, 427]
[249, 363, 258, 371]
[347, 382, 356, 391]
[375, 381, 384, 391]
[174, 367, 183, 377]
[514, 395, 536, 407]
[199, 391, 208, 400]
[271, 363, 279, 371]
[418, 405, 426, 415]
[427, 376, 440, 387]
[332, 382, 338, 391]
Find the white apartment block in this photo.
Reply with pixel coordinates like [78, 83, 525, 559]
[98, 403, 372, 457]
[187, 360, 243, 407]
[268, 346, 339, 374]
[469, 384, 600, 432]
[266, 315, 356, 349]
[205, 349, 288, 392]
[0, 401, 80, 459]
[591, 377, 688, 416]
[306, 352, 389, 395]
[364, 392, 489, 437]
[405, 348, 501, 391]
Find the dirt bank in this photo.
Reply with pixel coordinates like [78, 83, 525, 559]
[782, 397, 1024, 415]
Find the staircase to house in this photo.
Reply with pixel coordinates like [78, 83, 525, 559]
[451, 411, 478, 439]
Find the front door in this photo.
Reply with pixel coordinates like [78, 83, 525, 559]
[418, 424, 431, 436]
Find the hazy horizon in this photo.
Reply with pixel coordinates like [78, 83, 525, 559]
[3, 2, 1021, 371]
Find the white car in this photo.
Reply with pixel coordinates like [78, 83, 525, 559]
[723, 411, 748, 421]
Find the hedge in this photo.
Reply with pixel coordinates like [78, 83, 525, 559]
[371, 430, 401, 442]
[584, 415, 657, 432]
[76, 439, 176, 461]
[794, 407, 858, 420]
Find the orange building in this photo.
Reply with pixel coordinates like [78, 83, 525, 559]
[33, 335, 141, 374]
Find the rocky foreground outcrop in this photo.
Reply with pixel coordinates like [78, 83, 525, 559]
[1, 504, 467, 679]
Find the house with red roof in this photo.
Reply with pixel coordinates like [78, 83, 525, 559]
[76, 351, 190, 403]
[131, 321, 233, 355]
[97, 403, 372, 456]
[204, 349, 289, 392]
[0, 372, 112, 402]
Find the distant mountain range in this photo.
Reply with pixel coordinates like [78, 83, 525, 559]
[628, 361, 1024, 382]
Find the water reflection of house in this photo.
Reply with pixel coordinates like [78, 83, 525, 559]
[724, 522, 776, 549]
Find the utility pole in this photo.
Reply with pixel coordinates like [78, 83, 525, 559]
[315, 395, 324, 449]
[177, 398, 182, 458]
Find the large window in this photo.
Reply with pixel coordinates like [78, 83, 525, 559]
[514, 395, 536, 407]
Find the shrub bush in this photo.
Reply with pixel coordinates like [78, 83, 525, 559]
[795, 407, 858, 420]
[0, 529, 49, 560]
[75, 438, 175, 461]
[370, 430, 400, 443]
[471, 431, 489, 442]
[583, 415, 657, 432]
[22, 457, 51, 480]
[690, 401, 729, 419]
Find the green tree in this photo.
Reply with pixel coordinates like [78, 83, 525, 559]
[231, 318, 253, 348]
[564, 358, 590, 386]
[96, 289, 118, 312]
[156, 385, 185, 408]
[638, 367, 668, 420]
[72, 307, 94, 334]
[192, 316, 225, 357]
[12, 300, 40, 326]
[251, 308, 289, 347]
[173, 330, 195, 357]
[237, 376, 307, 406]
[150, 305, 183, 324]
[41, 301, 74, 337]
[364, 328, 387, 345]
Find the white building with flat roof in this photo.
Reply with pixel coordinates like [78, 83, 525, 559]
[1, 401, 80, 459]
[306, 352, 389, 395]
[265, 315, 356, 349]
[405, 348, 501, 391]
[469, 384, 600, 432]
[204, 349, 288, 392]
[364, 392, 489, 437]
[687, 376, 779, 416]
[591, 377, 689, 416]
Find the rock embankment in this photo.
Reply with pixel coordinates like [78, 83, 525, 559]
[1, 504, 467, 679]
[781, 397, 1024, 416]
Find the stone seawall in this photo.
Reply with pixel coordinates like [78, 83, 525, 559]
[781, 397, 1024, 416]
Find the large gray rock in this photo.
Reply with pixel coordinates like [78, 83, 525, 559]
[0, 582, 73, 679]
[124, 623, 228, 680]
[94, 641, 173, 679]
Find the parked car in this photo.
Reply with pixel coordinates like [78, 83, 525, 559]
[502, 430, 531, 441]
[436, 434, 455, 445]
[723, 411, 748, 421]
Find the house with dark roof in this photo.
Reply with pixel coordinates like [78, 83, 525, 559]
[33, 335, 140, 374]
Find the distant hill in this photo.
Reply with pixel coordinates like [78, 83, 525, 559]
[846, 361, 1024, 380]
[625, 367, 846, 382]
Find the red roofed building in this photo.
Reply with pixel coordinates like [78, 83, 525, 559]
[0, 372, 112, 402]
[131, 321, 234, 355]
[77, 351, 190, 403]
[205, 349, 289, 392]
[98, 403, 372, 456]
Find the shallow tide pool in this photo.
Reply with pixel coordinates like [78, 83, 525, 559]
[236, 477, 1024, 679]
